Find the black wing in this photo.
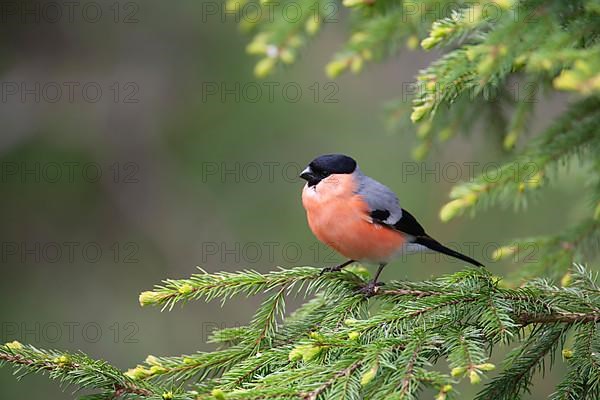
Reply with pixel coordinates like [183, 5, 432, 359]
[370, 208, 484, 267]
[370, 208, 427, 237]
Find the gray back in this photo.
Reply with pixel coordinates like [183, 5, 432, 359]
[354, 168, 403, 224]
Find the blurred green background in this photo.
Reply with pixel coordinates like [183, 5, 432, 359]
[0, 0, 590, 398]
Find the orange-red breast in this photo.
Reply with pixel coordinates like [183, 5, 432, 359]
[300, 154, 484, 292]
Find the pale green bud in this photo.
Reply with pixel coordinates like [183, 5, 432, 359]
[308, 331, 323, 340]
[280, 49, 295, 64]
[553, 71, 580, 91]
[438, 127, 453, 142]
[469, 370, 481, 384]
[325, 59, 348, 79]
[254, 58, 276, 78]
[150, 365, 168, 374]
[492, 0, 514, 10]
[406, 35, 419, 50]
[417, 121, 432, 138]
[124, 365, 151, 380]
[342, 0, 363, 7]
[302, 345, 322, 362]
[211, 388, 226, 400]
[431, 26, 452, 38]
[305, 18, 320, 35]
[477, 363, 496, 371]
[5, 340, 23, 350]
[139, 291, 163, 307]
[411, 142, 430, 161]
[288, 347, 303, 362]
[421, 36, 440, 50]
[53, 355, 70, 365]
[145, 355, 160, 366]
[503, 130, 518, 150]
[440, 199, 463, 222]
[351, 56, 364, 74]
[451, 366, 466, 377]
[410, 104, 431, 123]
[360, 365, 378, 386]
[246, 41, 267, 55]
[178, 284, 194, 295]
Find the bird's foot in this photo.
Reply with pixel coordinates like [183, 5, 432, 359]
[357, 280, 385, 297]
[320, 260, 354, 276]
[320, 265, 343, 276]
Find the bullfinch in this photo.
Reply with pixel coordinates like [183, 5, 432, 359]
[300, 154, 484, 294]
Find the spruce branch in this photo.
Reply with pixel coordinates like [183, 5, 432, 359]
[0, 343, 168, 399]
[475, 324, 568, 400]
[3, 264, 600, 398]
[138, 267, 363, 311]
[439, 96, 600, 222]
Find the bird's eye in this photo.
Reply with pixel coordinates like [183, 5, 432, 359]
[321, 170, 329, 176]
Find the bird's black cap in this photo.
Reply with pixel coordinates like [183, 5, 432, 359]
[300, 154, 357, 186]
[308, 154, 357, 174]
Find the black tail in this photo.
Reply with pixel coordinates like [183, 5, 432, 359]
[415, 236, 485, 267]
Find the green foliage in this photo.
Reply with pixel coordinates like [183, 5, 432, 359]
[2, 0, 600, 398]
[0, 343, 162, 399]
[2, 265, 600, 399]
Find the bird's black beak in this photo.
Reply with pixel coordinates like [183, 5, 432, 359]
[300, 166, 320, 187]
[299, 166, 313, 181]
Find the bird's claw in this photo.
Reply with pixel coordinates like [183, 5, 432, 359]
[357, 281, 385, 297]
[320, 260, 355, 276]
[320, 266, 342, 276]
